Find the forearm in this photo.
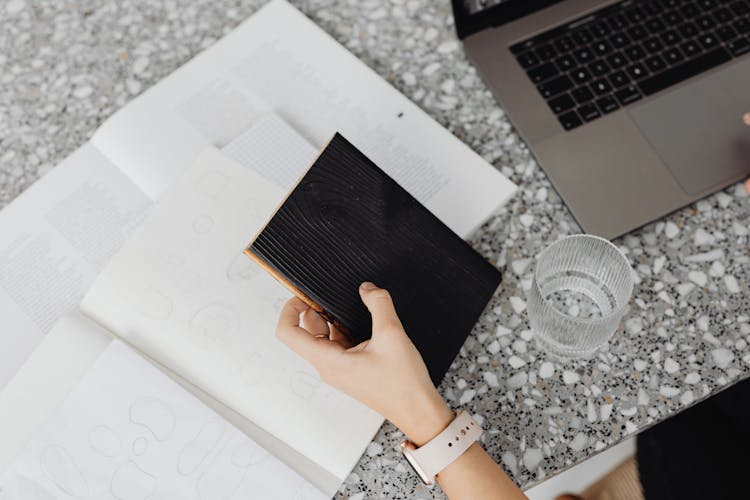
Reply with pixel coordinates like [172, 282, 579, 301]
[437, 442, 528, 500]
[396, 389, 527, 500]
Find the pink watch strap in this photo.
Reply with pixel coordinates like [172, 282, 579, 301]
[409, 411, 483, 480]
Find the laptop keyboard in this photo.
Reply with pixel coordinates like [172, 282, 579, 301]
[511, 0, 750, 131]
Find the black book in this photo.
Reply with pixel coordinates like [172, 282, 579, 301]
[245, 133, 501, 384]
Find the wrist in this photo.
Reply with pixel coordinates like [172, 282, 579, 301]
[394, 389, 454, 447]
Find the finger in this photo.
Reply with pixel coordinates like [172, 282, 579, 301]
[302, 308, 329, 337]
[276, 298, 343, 365]
[329, 324, 353, 348]
[359, 282, 403, 334]
[745, 178, 750, 194]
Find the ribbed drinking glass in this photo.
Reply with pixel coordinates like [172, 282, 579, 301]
[527, 235, 634, 359]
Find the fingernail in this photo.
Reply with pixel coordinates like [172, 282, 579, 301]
[360, 281, 377, 290]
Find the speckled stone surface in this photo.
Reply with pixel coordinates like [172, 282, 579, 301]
[1, 1, 748, 499]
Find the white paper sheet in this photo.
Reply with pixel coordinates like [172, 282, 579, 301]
[0, 339, 327, 500]
[81, 146, 383, 483]
[0, 314, 113, 473]
[0, 144, 151, 389]
[91, 0, 516, 237]
[223, 114, 317, 189]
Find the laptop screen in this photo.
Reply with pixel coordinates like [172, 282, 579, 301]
[463, 0, 513, 16]
[453, 0, 565, 39]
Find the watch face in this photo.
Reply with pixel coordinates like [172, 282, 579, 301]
[401, 445, 434, 487]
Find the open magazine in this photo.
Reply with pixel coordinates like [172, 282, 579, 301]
[0, 0, 516, 496]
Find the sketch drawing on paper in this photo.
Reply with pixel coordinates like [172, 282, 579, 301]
[132, 437, 148, 456]
[88, 425, 122, 458]
[178, 420, 226, 476]
[128, 398, 176, 442]
[0, 341, 327, 500]
[110, 461, 157, 500]
[192, 215, 214, 235]
[225, 252, 258, 282]
[39, 445, 89, 499]
[189, 303, 240, 348]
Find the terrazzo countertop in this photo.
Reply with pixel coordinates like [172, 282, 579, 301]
[1, 1, 748, 498]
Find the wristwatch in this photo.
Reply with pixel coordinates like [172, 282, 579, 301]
[400, 411, 483, 486]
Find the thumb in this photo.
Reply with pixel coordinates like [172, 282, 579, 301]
[359, 282, 403, 335]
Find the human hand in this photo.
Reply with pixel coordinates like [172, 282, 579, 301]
[745, 178, 749, 193]
[276, 282, 454, 446]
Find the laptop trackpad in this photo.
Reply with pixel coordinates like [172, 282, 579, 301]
[629, 58, 750, 195]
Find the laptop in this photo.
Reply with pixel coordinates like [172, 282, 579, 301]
[453, 0, 750, 238]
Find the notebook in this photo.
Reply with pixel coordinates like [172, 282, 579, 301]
[247, 134, 503, 383]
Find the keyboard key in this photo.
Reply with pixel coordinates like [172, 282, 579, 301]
[646, 18, 666, 33]
[528, 62, 558, 83]
[590, 22, 611, 38]
[537, 75, 574, 98]
[596, 96, 620, 114]
[578, 103, 601, 122]
[591, 79, 612, 95]
[681, 40, 701, 57]
[609, 70, 630, 87]
[558, 110, 583, 130]
[695, 15, 715, 31]
[547, 93, 576, 114]
[735, 18, 750, 34]
[589, 59, 610, 76]
[571, 86, 595, 104]
[556, 54, 576, 71]
[626, 7, 646, 24]
[717, 25, 738, 42]
[643, 1, 664, 16]
[645, 55, 667, 72]
[698, 33, 719, 50]
[608, 14, 629, 31]
[554, 36, 575, 53]
[625, 44, 647, 61]
[678, 22, 699, 38]
[714, 8, 733, 23]
[663, 47, 685, 64]
[728, 37, 750, 56]
[660, 30, 681, 46]
[510, 41, 532, 55]
[682, 4, 700, 17]
[644, 37, 664, 53]
[614, 85, 643, 105]
[594, 40, 613, 56]
[571, 67, 592, 84]
[574, 48, 595, 64]
[628, 25, 649, 40]
[610, 32, 631, 48]
[517, 51, 540, 68]
[730, 1, 750, 15]
[627, 63, 649, 80]
[662, 10, 683, 25]
[536, 44, 557, 60]
[573, 30, 594, 46]
[607, 51, 628, 68]
[638, 47, 731, 95]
